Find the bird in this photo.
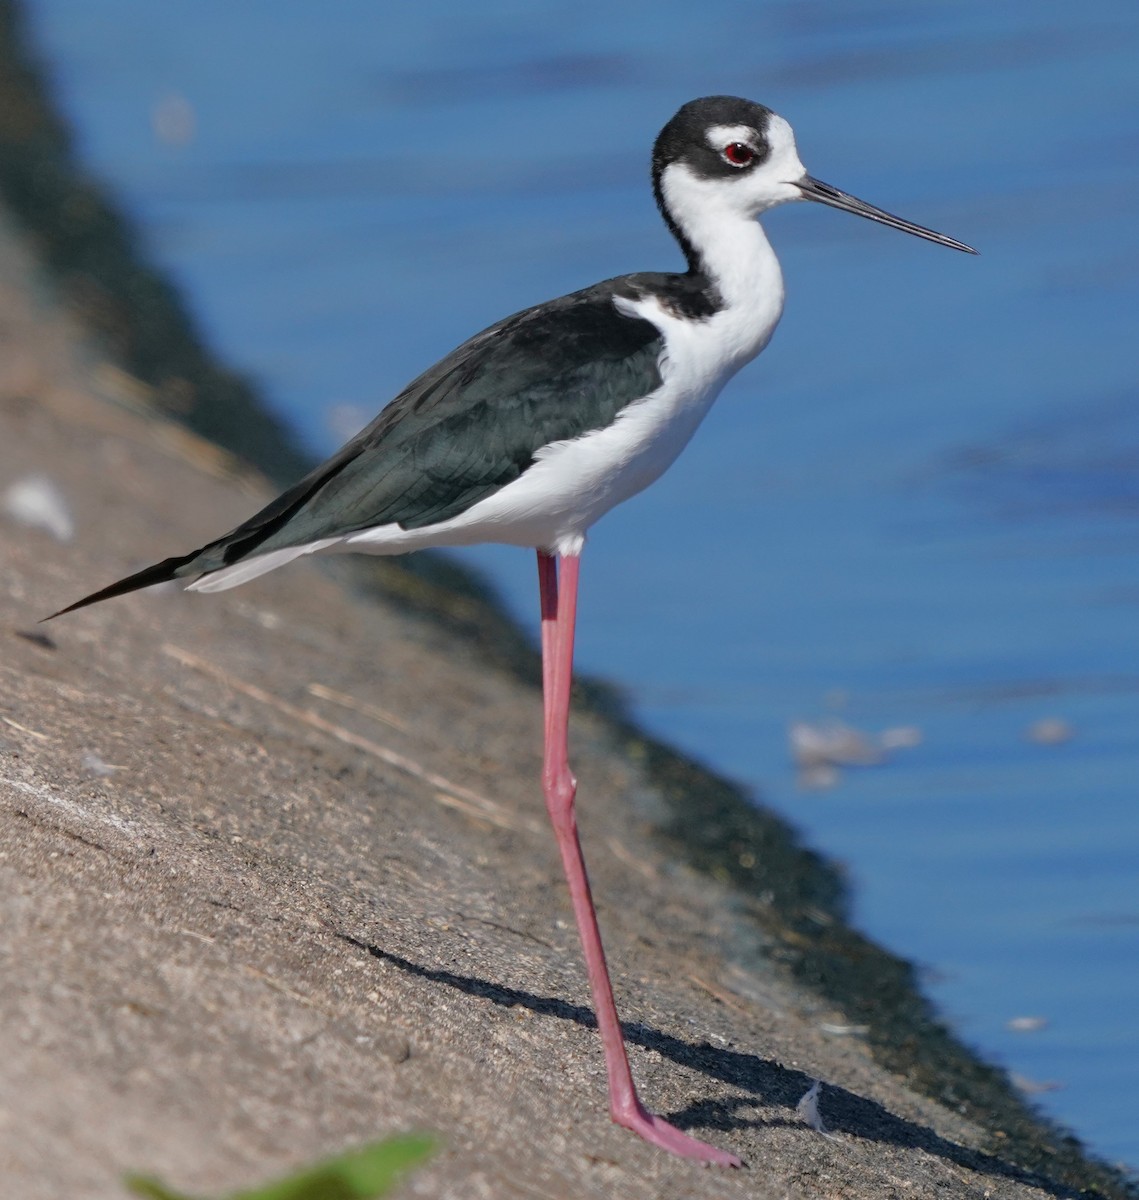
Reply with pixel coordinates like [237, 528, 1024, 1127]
[52, 96, 975, 1167]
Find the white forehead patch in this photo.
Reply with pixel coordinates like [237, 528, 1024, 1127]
[705, 123, 760, 151]
[764, 114, 797, 159]
[763, 114, 805, 182]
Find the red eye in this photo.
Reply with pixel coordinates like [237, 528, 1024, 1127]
[723, 142, 754, 167]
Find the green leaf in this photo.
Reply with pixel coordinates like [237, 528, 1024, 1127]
[124, 1176, 194, 1200]
[124, 1134, 437, 1200]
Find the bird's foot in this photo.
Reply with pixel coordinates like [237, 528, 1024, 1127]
[614, 1101, 741, 1167]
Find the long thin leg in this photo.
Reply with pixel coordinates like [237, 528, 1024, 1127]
[536, 550, 740, 1167]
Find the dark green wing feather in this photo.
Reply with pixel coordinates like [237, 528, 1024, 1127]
[243, 279, 662, 549]
[51, 279, 664, 616]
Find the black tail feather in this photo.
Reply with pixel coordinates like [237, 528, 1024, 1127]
[45, 551, 201, 621]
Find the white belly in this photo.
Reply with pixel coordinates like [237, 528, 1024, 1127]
[338, 383, 710, 556]
[345, 291, 775, 557]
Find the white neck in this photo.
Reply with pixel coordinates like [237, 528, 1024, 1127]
[660, 162, 786, 364]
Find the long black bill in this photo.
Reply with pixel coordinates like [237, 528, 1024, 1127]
[798, 175, 977, 254]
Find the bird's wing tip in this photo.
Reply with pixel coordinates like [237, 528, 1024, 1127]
[43, 552, 198, 621]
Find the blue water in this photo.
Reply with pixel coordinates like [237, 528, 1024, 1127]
[24, 0, 1139, 1170]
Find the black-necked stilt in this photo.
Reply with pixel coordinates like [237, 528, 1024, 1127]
[54, 96, 974, 1167]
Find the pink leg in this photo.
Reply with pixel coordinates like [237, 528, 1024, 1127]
[535, 550, 740, 1168]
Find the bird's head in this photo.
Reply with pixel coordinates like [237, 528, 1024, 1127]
[653, 96, 976, 255]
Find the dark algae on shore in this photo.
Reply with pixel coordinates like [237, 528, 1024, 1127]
[0, 2, 1133, 1194]
[0, 0, 308, 484]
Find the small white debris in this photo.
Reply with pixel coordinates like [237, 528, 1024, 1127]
[81, 751, 122, 778]
[819, 1022, 869, 1037]
[1006, 1015, 1049, 1033]
[796, 1079, 835, 1136]
[789, 719, 884, 768]
[151, 91, 197, 146]
[880, 725, 923, 750]
[1026, 718, 1073, 746]
[1011, 1072, 1064, 1094]
[790, 717, 922, 789]
[235, 601, 282, 630]
[790, 718, 880, 790]
[3, 475, 74, 542]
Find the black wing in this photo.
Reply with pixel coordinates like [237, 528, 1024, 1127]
[51, 278, 664, 616]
